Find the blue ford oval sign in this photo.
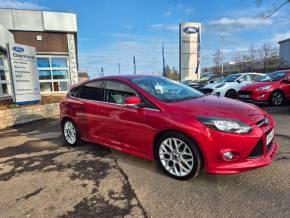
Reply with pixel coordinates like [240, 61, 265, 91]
[12, 46, 24, 52]
[183, 26, 199, 34]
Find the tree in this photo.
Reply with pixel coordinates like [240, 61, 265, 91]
[212, 49, 222, 73]
[165, 65, 180, 81]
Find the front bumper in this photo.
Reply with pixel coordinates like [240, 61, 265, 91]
[206, 142, 278, 174]
[193, 116, 279, 175]
[238, 90, 272, 103]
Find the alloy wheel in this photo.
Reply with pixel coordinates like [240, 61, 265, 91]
[271, 92, 283, 106]
[159, 137, 194, 177]
[64, 121, 77, 145]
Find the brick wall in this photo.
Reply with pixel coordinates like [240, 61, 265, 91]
[0, 103, 59, 129]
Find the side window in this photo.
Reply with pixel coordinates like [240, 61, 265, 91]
[250, 74, 260, 81]
[104, 80, 137, 105]
[80, 81, 103, 101]
[70, 86, 81, 98]
[240, 75, 251, 81]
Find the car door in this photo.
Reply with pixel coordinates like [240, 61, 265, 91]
[95, 80, 151, 155]
[281, 74, 290, 98]
[78, 80, 105, 143]
[236, 74, 252, 90]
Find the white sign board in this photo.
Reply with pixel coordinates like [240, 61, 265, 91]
[9, 43, 41, 104]
[179, 22, 201, 82]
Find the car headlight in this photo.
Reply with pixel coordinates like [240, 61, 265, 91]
[216, 83, 225, 88]
[197, 117, 252, 134]
[256, 85, 271, 91]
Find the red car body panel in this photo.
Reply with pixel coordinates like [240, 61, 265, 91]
[60, 75, 279, 175]
[238, 71, 290, 102]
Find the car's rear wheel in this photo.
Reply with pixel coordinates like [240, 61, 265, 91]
[270, 91, 284, 106]
[62, 119, 81, 146]
[225, 89, 237, 98]
[156, 132, 202, 180]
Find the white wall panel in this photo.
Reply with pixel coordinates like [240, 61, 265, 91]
[0, 9, 14, 30]
[13, 10, 44, 31]
[43, 11, 77, 32]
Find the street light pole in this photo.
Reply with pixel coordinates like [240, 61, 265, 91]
[221, 36, 224, 75]
[118, 63, 120, 75]
[133, 56, 136, 74]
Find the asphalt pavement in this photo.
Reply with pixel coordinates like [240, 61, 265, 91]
[0, 104, 289, 218]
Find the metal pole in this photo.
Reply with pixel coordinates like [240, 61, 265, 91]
[133, 56, 136, 74]
[118, 63, 120, 75]
[162, 42, 166, 77]
[221, 36, 224, 75]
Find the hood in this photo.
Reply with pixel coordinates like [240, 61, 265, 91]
[240, 81, 273, 91]
[170, 95, 266, 124]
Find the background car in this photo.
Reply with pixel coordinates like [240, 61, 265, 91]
[184, 74, 224, 91]
[201, 72, 264, 98]
[60, 75, 278, 180]
[238, 70, 290, 106]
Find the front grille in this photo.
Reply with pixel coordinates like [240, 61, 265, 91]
[238, 90, 252, 95]
[256, 117, 270, 127]
[201, 88, 213, 94]
[248, 139, 264, 158]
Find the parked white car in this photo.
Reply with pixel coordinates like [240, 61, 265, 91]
[201, 73, 264, 98]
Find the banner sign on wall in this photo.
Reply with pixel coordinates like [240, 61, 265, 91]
[9, 43, 41, 104]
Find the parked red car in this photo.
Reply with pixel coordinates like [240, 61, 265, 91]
[60, 75, 278, 180]
[238, 70, 290, 106]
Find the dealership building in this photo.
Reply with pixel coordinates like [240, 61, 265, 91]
[0, 8, 78, 99]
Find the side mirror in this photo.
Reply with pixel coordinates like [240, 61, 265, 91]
[236, 79, 241, 83]
[124, 96, 141, 108]
[209, 80, 214, 83]
[282, 78, 289, 83]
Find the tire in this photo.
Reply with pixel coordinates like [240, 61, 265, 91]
[156, 131, 203, 180]
[225, 89, 237, 98]
[270, 91, 284, 106]
[62, 119, 81, 146]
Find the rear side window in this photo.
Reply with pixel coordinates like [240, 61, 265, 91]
[104, 80, 137, 104]
[70, 86, 81, 98]
[80, 81, 103, 101]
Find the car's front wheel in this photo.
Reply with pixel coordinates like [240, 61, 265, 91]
[270, 91, 284, 106]
[62, 119, 81, 146]
[225, 89, 237, 98]
[156, 132, 203, 180]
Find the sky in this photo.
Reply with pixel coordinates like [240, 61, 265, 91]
[0, 0, 290, 78]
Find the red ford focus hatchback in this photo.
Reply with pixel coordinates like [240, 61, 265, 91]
[60, 75, 278, 180]
[238, 70, 290, 106]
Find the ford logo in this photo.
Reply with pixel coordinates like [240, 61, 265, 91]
[12, 46, 24, 52]
[183, 26, 199, 34]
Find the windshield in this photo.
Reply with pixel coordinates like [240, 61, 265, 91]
[223, 74, 241, 82]
[255, 71, 287, 82]
[199, 75, 214, 82]
[132, 77, 204, 103]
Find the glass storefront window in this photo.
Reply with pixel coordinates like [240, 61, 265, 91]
[1, 84, 8, 95]
[37, 56, 70, 93]
[40, 82, 53, 92]
[51, 58, 67, 68]
[59, 81, 68, 91]
[38, 70, 51, 80]
[0, 58, 3, 67]
[52, 70, 68, 79]
[0, 70, 6, 80]
[37, 58, 50, 68]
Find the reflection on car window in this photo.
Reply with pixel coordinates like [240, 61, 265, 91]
[80, 81, 103, 101]
[255, 71, 287, 82]
[104, 80, 137, 105]
[223, 74, 241, 82]
[132, 77, 204, 103]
